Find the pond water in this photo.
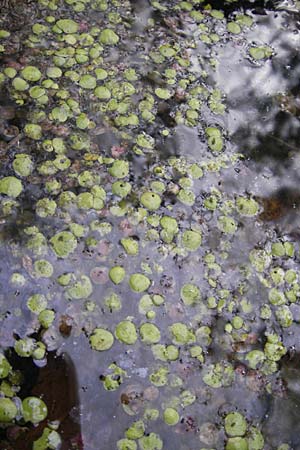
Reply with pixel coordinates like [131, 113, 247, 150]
[1, 0, 300, 449]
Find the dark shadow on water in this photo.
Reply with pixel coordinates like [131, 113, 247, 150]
[0, 351, 83, 450]
[262, 351, 300, 447]
[258, 186, 300, 222]
[200, 0, 300, 15]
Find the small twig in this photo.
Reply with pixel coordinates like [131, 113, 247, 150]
[6, 132, 24, 150]
[269, 134, 299, 152]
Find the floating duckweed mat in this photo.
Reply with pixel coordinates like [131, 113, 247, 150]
[1, 0, 300, 449]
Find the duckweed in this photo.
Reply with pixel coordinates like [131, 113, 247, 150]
[24, 123, 42, 140]
[46, 66, 62, 78]
[227, 22, 241, 34]
[203, 362, 234, 388]
[0, 398, 17, 423]
[182, 230, 202, 251]
[206, 127, 224, 152]
[264, 341, 286, 361]
[12, 154, 33, 177]
[109, 160, 129, 178]
[121, 237, 139, 255]
[138, 432, 163, 450]
[129, 274, 151, 292]
[0, 2, 298, 448]
[0, 176, 23, 197]
[217, 216, 237, 234]
[152, 344, 179, 361]
[177, 189, 195, 206]
[79, 74, 97, 89]
[22, 396, 48, 424]
[55, 19, 78, 34]
[66, 275, 93, 299]
[268, 288, 286, 306]
[90, 328, 114, 351]
[115, 321, 137, 344]
[99, 29, 119, 45]
[0, 354, 11, 379]
[21, 66, 42, 82]
[236, 197, 259, 216]
[180, 283, 201, 305]
[27, 294, 47, 314]
[12, 77, 29, 91]
[94, 85, 111, 100]
[125, 420, 145, 439]
[275, 305, 293, 327]
[38, 309, 55, 328]
[140, 323, 161, 344]
[36, 198, 57, 217]
[226, 437, 248, 450]
[248, 427, 264, 450]
[117, 439, 137, 450]
[33, 428, 61, 450]
[245, 350, 265, 369]
[249, 46, 273, 60]
[169, 322, 195, 344]
[50, 231, 77, 258]
[225, 412, 247, 437]
[163, 407, 179, 426]
[140, 192, 161, 210]
[32, 342, 46, 360]
[155, 88, 172, 100]
[109, 266, 125, 284]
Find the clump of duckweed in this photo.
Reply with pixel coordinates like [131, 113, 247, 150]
[0, 0, 298, 448]
[249, 45, 273, 61]
[33, 428, 62, 450]
[206, 126, 224, 152]
[101, 363, 127, 391]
